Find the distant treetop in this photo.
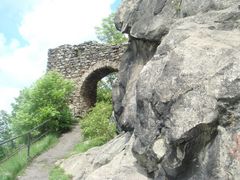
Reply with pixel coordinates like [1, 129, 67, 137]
[95, 13, 128, 45]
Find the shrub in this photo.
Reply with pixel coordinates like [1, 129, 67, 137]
[96, 87, 112, 103]
[10, 71, 75, 135]
[78, 73, 117, 152]
[80, 102, 116, 142]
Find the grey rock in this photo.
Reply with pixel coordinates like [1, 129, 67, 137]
[57, 133, 150, 180]
[113, 0, 240, 179]
[115, 0, 240, 40]
[112, 38, 159, 131]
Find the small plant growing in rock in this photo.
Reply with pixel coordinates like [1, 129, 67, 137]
[172, 0, 182, 15]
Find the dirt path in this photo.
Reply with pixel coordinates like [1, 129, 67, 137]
[18, 125, 81, 180]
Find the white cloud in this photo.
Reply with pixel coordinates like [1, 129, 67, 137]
[0, 87, 20, 113]
[0, 0, 115, 112]
[20, 0, 114, 47]
[0, 45, 46, 84]
[0, 33, 7, 51]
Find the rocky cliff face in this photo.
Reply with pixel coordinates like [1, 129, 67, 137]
[113, 0, 240, 179]
[58, 0, 240, 179]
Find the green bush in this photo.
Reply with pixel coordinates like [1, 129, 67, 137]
[10, 71, 75, 135]
[96, 87, 112, 103]
[76, 74, 117, 154]
[81, 102, 116, 142]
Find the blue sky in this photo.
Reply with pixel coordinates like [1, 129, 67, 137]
[0, 0, 33, 46]
[0, 0, 121, 112]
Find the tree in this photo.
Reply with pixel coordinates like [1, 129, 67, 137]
[95, 13, 126, 89]
[0, 110, 11, 160]
[97, 73, 117, 103]
[97, 82, 111, 104]
[0, 110, 11, 142]
[95, 13, 128, 45]
[10, 71, 75, 135]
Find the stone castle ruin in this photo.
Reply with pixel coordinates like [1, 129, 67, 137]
[47, 41, 126, 117]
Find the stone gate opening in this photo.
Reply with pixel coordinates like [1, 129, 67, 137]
[80, 66, 117, 110]
[47, 41, 126, 117]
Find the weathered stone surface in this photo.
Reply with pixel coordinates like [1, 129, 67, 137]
[56, 133, 149, 180]
[113, 0, 240, 179]
[47, 41, 126, 117]
[115, 0, 240, 40]
[112, 38, 159, 131]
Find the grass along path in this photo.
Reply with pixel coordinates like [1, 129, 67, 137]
[0, 134, 58, 180]
[17, 125, 81, 180]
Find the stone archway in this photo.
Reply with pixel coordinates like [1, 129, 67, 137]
[81, 68, 116, 107]
[47, 41, 126, 117]
[76, 61, 119, 116]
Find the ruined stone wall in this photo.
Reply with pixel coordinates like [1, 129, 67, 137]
[47, 41, 126, 117]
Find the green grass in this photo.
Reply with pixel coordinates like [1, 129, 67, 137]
[49, 166, 71, 180]
[71, 137, 106, 155]
[0, 134, 58, 180]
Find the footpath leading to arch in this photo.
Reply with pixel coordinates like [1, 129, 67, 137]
[18, 125, 81, 180]
[47, 41, 126, 117]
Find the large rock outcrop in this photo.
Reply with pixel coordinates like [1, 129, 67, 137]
[57, 133, 149, 180]
[113, 0, 240, 179]
[59, 0, 240, 179]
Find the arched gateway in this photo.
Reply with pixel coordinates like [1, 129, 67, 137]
[47, 41, 126, 117]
